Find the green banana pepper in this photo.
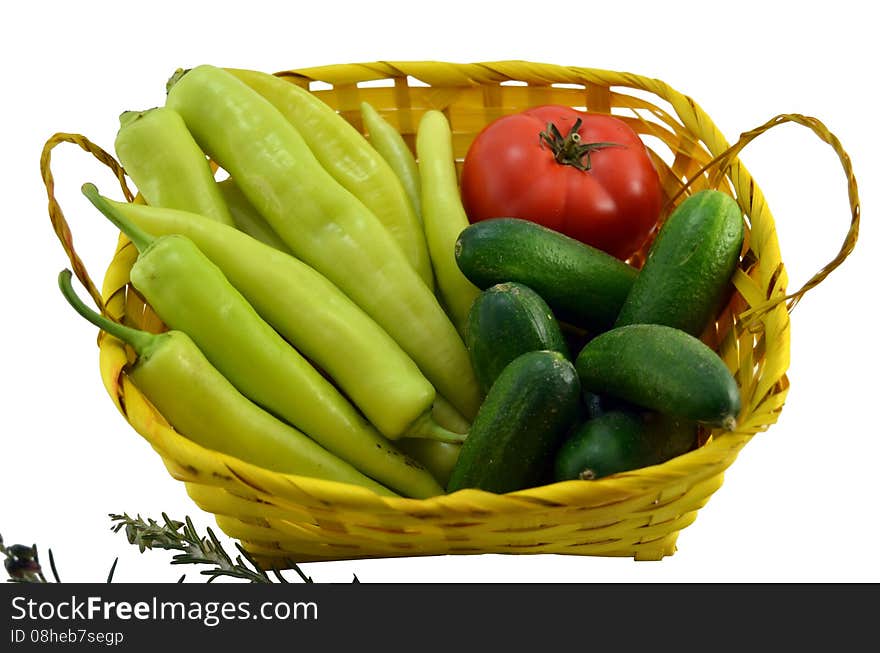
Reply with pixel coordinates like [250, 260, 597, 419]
[416, 109, 482, 337]
[114, 106, 234, 226]
[360, 101, 423, 223]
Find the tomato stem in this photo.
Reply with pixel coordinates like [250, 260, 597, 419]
[539, 118, 621, 172]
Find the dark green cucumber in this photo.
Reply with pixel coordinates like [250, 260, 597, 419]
[447, 350, 581, 494]
[466, 282, 569, 394]
[455, 218, 638, 333]
[554, 409, 698, 481]
[615, 189, 744, 336]
[575, 323, 741, 429]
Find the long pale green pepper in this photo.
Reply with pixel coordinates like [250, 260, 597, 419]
[360, 101, 423, 224]
[114, 106, 234, 226]
[416, 110, 482, 338]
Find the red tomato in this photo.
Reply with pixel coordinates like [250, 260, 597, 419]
[460, 105, 664, 260]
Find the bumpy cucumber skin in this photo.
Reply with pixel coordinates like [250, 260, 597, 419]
[615, 190, 744, 337]
[575, 324, 741, 429]
[554, 409, 698, 481]
[455, 218, 638, 333]
[447, 350, 581, 494]
[466, 282, 569, 394]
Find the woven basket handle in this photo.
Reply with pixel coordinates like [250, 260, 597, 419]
[40, 132, 133, 313]
[683, 113, 860, 326]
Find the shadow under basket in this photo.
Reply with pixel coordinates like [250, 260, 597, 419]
[43, 60, 860, 564]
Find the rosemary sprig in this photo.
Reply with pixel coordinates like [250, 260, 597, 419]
[4, 514, 355, 583]
[108, 513, 314, 583]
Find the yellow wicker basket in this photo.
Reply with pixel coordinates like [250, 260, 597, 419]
[42, 60, 860, 564]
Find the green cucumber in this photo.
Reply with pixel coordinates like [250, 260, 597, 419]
[447, 350, 581, 494]
[554, 409, 698, 481]
[466, 282, 569, 394]
[575, 323, 741, 429]
[615, 189, 744, 336]
[455, 217, 638, 333]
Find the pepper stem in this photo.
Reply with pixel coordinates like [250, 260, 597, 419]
[81, 183, 155, 253]
[118, 108, 158, 130]
[165, 67, 190, 95]
[58, 269, 156, 357]
[538, 118, 622, 172]
[403, 411, 468, 444]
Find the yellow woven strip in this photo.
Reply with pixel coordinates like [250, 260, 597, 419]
[734, 334, 758, 418]
[746, 217, 786, 305]
[217, 511, 689, 559]
[91, 234, 138, 416]
[100, 237, 136, 316]
[645, 474, 724, 525]
[278, 62, 406, 86]
[739, 394, 789, 435]
[631, 536, 680, 561]
[238, 527, 682, 563]
[463, 61, 581, 85]
[222, 463, 398, 513]
[751, 306, 791, 407]
[214, 517, 409, 557]
[96, 336, 127, 417]
[732, 268, 768, 310]
[185, 483, 317, 524]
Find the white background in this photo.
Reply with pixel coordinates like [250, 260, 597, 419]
[3, 0, 876, 583]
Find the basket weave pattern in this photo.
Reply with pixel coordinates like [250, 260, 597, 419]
[42, 61, 860, 563]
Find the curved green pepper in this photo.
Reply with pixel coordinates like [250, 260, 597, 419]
[416, 110, 481, 337]
[166, 65, 482, 421]
[360, 101, 422, 223]
[57, 269, 396, 497]
[114, 106, 234, 226]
